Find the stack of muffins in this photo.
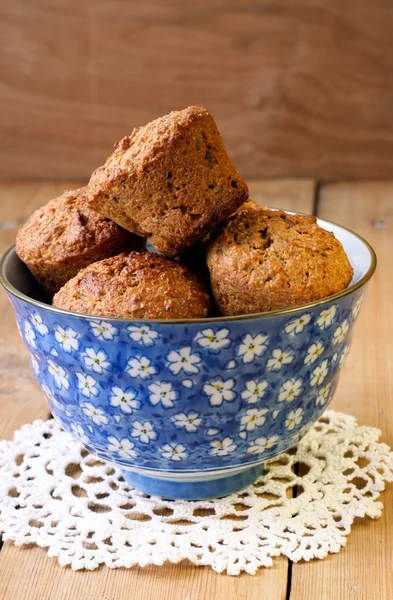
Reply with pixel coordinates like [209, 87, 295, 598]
[16, 106, 353, 320]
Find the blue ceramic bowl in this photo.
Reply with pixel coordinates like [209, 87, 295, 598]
[0, 217, 376, 499]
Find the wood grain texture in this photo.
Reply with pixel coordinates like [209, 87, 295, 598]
[1, 1, 393, 180]
[290, 182, 393, 599]
[0, 179, 316, 600]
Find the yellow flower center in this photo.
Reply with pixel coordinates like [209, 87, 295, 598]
[208, 335, 215, 342]
[249, 344, 255, 350]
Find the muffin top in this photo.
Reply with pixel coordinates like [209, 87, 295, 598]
[53, 252, 211, 320]
[16, 187, 134, 264]
[86, 106, 248, 257]
[206, 204, 354, 315]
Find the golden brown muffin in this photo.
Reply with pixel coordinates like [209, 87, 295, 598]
[86, 106, 248, 257]
[53, 252, 211, 320]
[205, 205, 354, 316]
[16, 188, 143, 297]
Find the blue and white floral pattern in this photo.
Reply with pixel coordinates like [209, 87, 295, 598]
[9, 285, 365, 473]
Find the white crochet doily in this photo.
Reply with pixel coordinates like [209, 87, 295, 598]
[1, 411, 392, 576]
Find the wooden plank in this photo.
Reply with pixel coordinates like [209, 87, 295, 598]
[290, 182, 393, 599]
[2, 2, 393, 180]
[248, 179, 316, 214]
[0, 179, 315, 600]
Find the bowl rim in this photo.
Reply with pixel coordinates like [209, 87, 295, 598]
[0, 216, 377, 325]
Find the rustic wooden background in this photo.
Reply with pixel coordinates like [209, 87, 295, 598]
[1, 0, 393, 181]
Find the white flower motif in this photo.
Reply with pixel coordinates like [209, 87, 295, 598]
[332, 320, 350, 345]
[89, 320, 119, 341]
[172, 410, 202, 432]
[24, 321, 36, 349]
[352, 296, 364, 319]
[241, 379, 268, 404]
[285, 408, 304, 430]
[210, 437, 237, 456]
[54, 325, 79, 353]
[76, 373, 99, 398]
[194, 328, 231, 352]
[126, 356, 157, 380]
[310, 359, 329, 387]
[316, 305, 337, 330]
[247, 435, 278, 454]
[240, 408, 269, 432]
[332, 352, 338, 363]
[278, 378, 303, 402]
[127, 325, 158, 347]
[130, 421, 157, 444]
[316, 382, 332, 406]
[110, 386, 141, 414]
[71, 424, 89, 444]
[285, 314, 312, 335]
[159, 443, 188, 461]
[166, 347, 201, 375]
[82, 347, 111, 374]
[304, 340, 325, 365]
[30, 355, 40, 376]
[148, 381, 177, 408]
[107, 436, 137, 459]
[339, 345, 351, 366]
[203, 378, 236, 406]
[82, 402, 108, 425]
[47, 359, 69, 390]
[30, 313, 48, 335]
[266, 347, 295, 371]
[237, 333, 269, 364]
[182, 379, 194, 389]
[42, 383, 62, 409]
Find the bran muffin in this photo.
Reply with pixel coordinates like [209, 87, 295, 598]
[53, 252, 211, 320]
[86, 106, 248, 257]
[16, 188, 143, 297]
[205, 204, 353, 316]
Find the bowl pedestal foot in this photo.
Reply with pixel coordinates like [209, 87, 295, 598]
[121, 464, 263, 500]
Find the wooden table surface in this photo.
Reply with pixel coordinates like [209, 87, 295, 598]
[0, 179, 391, 599]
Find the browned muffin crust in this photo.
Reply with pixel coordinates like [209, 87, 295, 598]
[87, 106, 248, 257]
[53, 252, 211, 320]
[205, 205, 354, 316]
[16, 188, 143, 296]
